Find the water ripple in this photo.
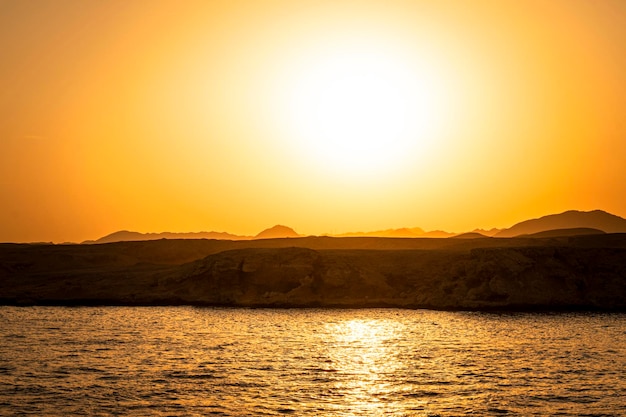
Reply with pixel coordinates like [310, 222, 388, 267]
[0, 307, 625, 416]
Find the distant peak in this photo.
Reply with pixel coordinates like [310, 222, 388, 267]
[450, 232, 488, 239]
[255, 225, 300, 239]
[495, 209, 626, 237]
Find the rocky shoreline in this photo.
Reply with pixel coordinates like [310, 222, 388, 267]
[1, 235, 625, 310]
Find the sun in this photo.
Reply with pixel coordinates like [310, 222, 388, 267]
[274, 37, 449, 179]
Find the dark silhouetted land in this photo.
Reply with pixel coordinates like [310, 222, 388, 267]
[82, 210, 626, 245]
[2, 233, 625, 310]
[494, 210, 626, 237]
[254, 225, 300, 239]
[87, 224, 301, 244]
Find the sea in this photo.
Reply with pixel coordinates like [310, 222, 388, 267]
[0, 307, 624, 416]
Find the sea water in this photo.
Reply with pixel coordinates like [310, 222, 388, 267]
[0, 307, 624, 416]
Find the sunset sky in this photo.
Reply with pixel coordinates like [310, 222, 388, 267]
[1, 0, 625, 243]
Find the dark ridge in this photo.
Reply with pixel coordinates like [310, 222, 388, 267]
[2, 234, 626, 311]
[254, 225, 300, 239]
[496, 210, 626, 237]
[521, 228, 606, 238]
[450, 232, 488, 239]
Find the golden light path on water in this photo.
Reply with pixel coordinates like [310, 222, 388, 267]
[324, 319, 408, 415]
[2, 307, 626, 416]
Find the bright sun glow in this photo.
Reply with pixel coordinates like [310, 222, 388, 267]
[275, 38, 449, 179]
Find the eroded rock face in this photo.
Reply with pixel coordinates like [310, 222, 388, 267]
[460, 247, 626, 309]
[177, 248, 396, 306]
[179, 247, 321, 304]
[166, 246, 626, 309]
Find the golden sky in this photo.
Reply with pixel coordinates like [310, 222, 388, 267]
[1, 0, 625, 242]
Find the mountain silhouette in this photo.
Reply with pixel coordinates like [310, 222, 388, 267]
[336, 227, 424, 238]
[84, 209, 626, 244]
[420, 230, 455, 238]
[89, 230, 245, 244]
[450, 232, 489, 239]
[471, 228, 501, 237]
[521, 228, 606, 238]
[255, 225, 300, 239]
[495, 210, 626, 237]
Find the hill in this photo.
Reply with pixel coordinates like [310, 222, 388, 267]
[255, 225, 300, 239]
[495, 210, 626, 237]
[522, 228, 606, 239]
[451, 232, 489, 239]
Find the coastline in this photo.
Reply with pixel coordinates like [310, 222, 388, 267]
[2, 235, 625, 311]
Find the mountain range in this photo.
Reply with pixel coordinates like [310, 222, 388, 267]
[86, 210, 626, 244]
[87, 225, 301, 244]
[494, 210, 626, 237]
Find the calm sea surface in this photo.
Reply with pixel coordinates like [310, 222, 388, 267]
[0, 307, 625, 416]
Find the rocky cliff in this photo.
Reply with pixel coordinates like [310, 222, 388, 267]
[1, 235, 625, 310]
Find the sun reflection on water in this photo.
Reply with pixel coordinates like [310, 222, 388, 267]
[324, 318, 406, 415]
[3, 308, 626, 416]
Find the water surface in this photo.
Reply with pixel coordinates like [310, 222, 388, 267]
[1, 307, 624, 416]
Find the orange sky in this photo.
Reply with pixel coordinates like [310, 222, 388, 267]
[1, 0, 625, 243]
